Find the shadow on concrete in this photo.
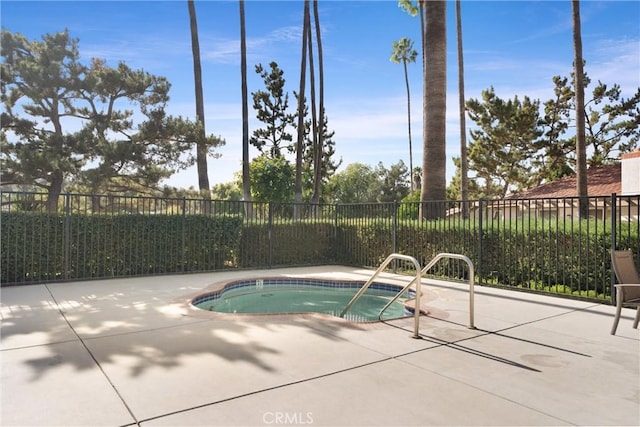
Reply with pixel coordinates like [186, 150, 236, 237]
[1, 279, 371, 382]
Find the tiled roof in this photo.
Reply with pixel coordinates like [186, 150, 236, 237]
[510, 163, 621, 199]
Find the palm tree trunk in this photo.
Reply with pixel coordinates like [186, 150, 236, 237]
[187, 0, 211, 213]
[239, 0, 252, 215]
[456, 0, 469, 218]
[403, 59, 413, 192]
[306, 12, 317, 206]
[420, 0, 447, 219]
[572, 0, 588, 218]
[294, 0, 310, 218]
[310, 0, 324, 205]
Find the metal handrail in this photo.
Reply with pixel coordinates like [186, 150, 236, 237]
[422, 253, 475, 329]
[377, 253, 475, 329]
[340, 253, 423, 338]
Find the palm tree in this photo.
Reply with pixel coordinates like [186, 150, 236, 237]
[420, 0, 447, 219]
[294, 0, 310, 217]
[456, 0, 469, 218]
[572, 0, 588, 218]
[239, 0, 252, 207]
[306, 3, 318, 204]
[390, 37, 418, 191]
[187, 0, 211, 212]
[310, 0, 325, 205]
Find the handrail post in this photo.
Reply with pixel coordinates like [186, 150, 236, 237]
[340, 253, 423, 339]
[421, 252, 475, 329]
[478, 198, 483, 286]
[392, 202, 398, 273]
[268, 202, 273, 268]
[611, 193, 617, 305]
[345, 252, 475, 337]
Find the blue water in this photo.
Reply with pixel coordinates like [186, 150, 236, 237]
[193, 283, 411, 322]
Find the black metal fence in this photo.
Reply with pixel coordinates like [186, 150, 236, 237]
[2, 191, 639, 303]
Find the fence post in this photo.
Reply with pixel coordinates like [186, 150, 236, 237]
[392, 202, 398, 273]
[182, 197, 186, 273]
[268, 202, 273, 268]
[477, 198, 483, 286]
[63, 192, 71, 280]
[333, 203, 339, 263]
[611, 193, 617, 304]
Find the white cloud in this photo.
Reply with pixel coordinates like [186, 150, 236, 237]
[329, 97, 409, 140]
[589, 38, 640, 96]
[269, 25, 302, 43]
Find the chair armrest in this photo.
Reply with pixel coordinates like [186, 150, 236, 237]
[614, 284, 640, 305]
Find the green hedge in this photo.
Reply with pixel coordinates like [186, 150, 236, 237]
[476, 226, 613, 297]
[335, 221, 393, 267]
[1, 212, 242, 284]
[238, 221, 335, 268]
[3, 210, 637, 301]
[336, 218, 638, 299]
[1, 213, 66, 283]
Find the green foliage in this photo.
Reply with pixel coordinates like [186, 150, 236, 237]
[540, 74, 640, 170]
[211, 181, 242, 201]
[1, 29, 220, 208]
[3, 194, 634, 303]
[466, 87, 543, 198]
[238, 222, 335, 268]
[534, 75, 575, 184]
[1, 212, 242, 283]
[249, 153, 294, 202]
[336, 212, 633, 300]
[464, 75, 640, 197]
[390, 37, 418, 65]
[584, 80, 640, 163]
[325, 161, 410, 203]
[1, 30, 86, 208]
[325, 163, 378, 203]
[447, 157, 492, 201]
[301, 110, 341, 202]
[398, 0, 419, 17]
[249, 64, 339, 203]
[1, 213, 66, 282]
[373, 161, 410, 202]
[250, 62, 294, 157]
[398, 191, 420, 220]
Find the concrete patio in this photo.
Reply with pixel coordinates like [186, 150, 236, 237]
[1, 266, 639, 426]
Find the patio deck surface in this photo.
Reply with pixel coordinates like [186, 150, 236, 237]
[1, 266, 639, 426]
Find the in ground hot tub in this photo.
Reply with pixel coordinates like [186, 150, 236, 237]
[191, 277, 415, 322]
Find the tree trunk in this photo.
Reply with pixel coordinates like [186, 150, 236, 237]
[456, 0, 469, 218]
[46, 170, 63, 213]
[403, 58, 414, 192]
[47, 101, 65, 213]
[293, 0, 310, 218]
[572, 0, 589, 218]
[188, 0, 211, 213]
[310, 0, 324, 205]
[306, 11, 317, 207]
[239, 0, 253, 216]
[420, 0, 447, 219]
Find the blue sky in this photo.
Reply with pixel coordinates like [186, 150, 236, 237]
[3, 0, 639, 190]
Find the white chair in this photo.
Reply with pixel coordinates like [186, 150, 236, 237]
[610, 250, 640, 335]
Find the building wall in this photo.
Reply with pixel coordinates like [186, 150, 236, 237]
[621, 151, 640, 195]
